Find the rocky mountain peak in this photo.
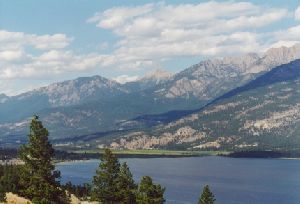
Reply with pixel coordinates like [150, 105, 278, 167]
[262, 43, 300, 68]
[9, 75, 129, 108]
[264, 43, 300, 58]
[157, 43, 300, 100]
[38, 75, 127, 107]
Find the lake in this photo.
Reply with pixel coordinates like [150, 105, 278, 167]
[56, 156, 300, 204]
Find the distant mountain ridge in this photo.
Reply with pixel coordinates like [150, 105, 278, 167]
[153, 44, 300, 101]
[210, 57, 300, 104]
[98, 59, 300, 151]
[116, 44, 300, 128]
[0, 75, 130, 124]
[39, 75, 129, 107]
[2, 44, 300, 147]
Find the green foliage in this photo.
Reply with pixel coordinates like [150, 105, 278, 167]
[62, 181, 92, 200]
[117, 162, 137, 204]
[198, 185, 216, 204]
[19, 115, 69, 204]
[92, 149, 165, 204]
[136, 176, 165, 204]
[92, 148, 121, 203]
[0, 164, 22, 202]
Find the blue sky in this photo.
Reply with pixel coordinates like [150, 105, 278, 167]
[1, 0, 300, 95]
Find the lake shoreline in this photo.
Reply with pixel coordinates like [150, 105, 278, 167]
[3, 149, 300, 164]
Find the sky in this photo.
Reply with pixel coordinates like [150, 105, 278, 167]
[1, 0, 300, 95]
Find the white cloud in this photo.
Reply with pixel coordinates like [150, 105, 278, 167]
[113, 75, 139, 84]
[0, 50, 110, 80]
[88, 1, 289, 64]
[31, 34, 72, 50]
[0, 30, 105, 81]
[0, 50, 24, 61]
[0, 30, 72, 51]
[274, 25, 300, 41]
[87, 4, 154, 29]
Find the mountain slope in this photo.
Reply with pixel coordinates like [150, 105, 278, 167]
[38, 75, 129, 107]
[118, 44, 300, 129]
[2, 45, 300, 144]
[153, 44, 300, 102]
[100, 59, 300, 151]
[0, 76, 128, 123]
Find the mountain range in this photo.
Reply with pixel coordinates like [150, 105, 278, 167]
[101, 59, 300, 151]
[1, 44, 300, 150]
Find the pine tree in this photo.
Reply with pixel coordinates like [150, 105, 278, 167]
[19, 115, 69, 204]
[136, 176, 165, 204]
[117, 162, 137, 204]
[198, 185, 216, 204]
[92, 148, 121, 203]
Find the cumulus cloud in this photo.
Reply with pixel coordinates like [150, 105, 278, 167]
[88, 1, 289, 63]
[0, 30, 76, 83]
[0, 50, 109, 80]
[0, 30, 108, 83]
[87, 4, 154, 29]
[0, 50, 24, 61]
[274, 25, 300, 41]
[0, 30, 72, 51]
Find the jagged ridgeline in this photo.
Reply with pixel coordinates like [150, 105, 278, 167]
[88, 59, 300, 151]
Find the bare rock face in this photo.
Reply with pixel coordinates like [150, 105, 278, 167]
[37, 76, 128, 107]
[8, 75, 129, 108]
[109, 126, 206, 149]
[262, 44, 300, 68]
[155, 44, 300, 100]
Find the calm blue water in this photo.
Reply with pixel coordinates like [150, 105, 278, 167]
[56, 156, 300, 204]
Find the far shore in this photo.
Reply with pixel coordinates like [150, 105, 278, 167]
[2, 149, 300, 165]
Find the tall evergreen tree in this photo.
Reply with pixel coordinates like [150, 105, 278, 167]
[198, 185, 216, 204]
[136, 176, 165, 204]
[92, 148, 121, 203]
[117, 162, 137, 204]
[19, 115, 69, 204]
